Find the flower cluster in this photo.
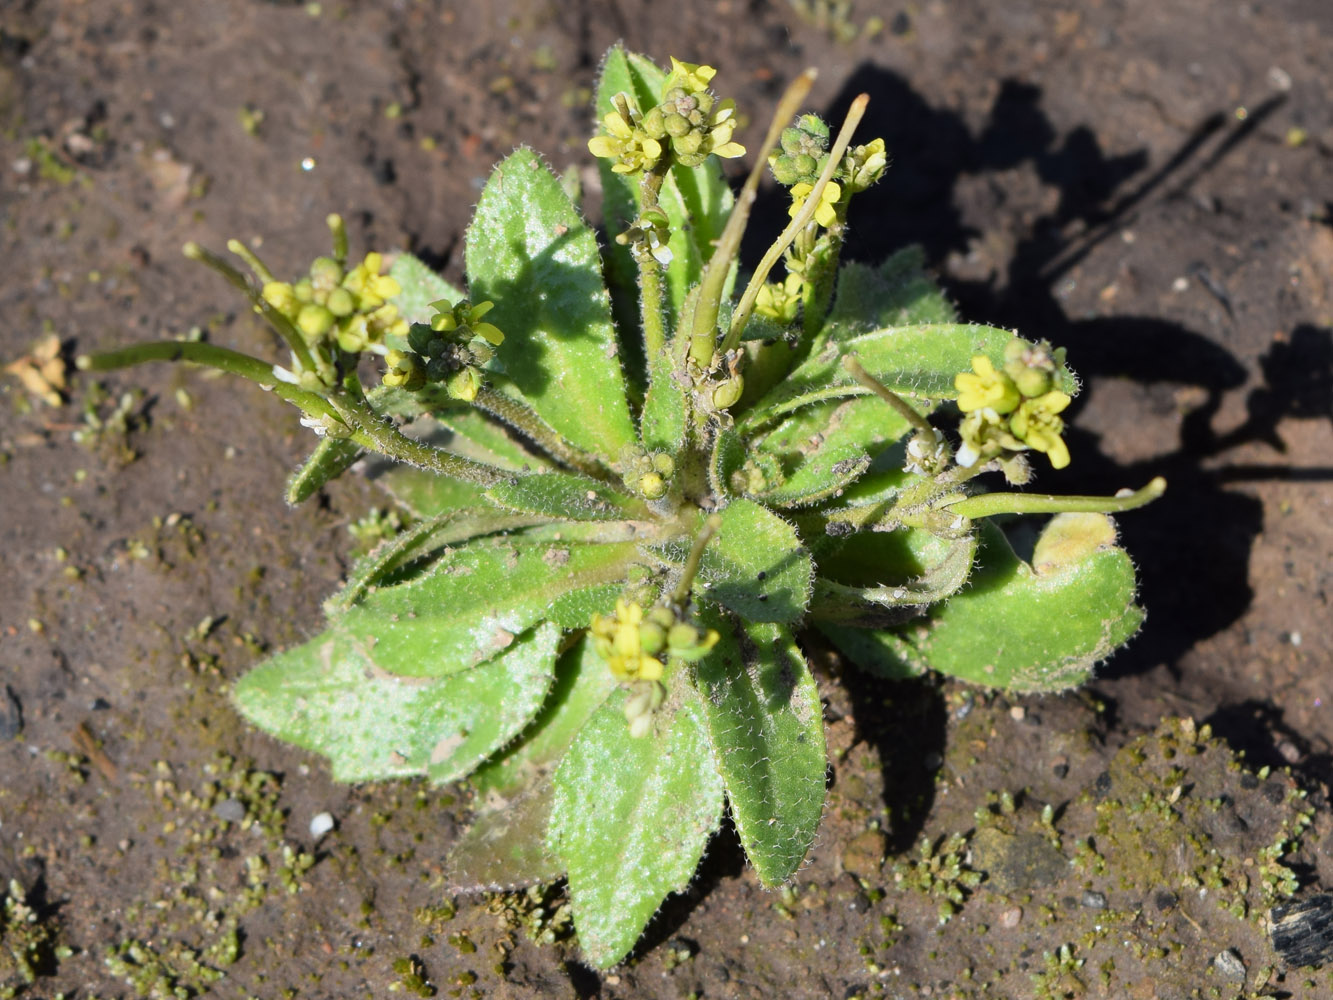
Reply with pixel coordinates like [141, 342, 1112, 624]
[262, 252, 408, 358]
[589, 58, 745, 176]
[621, 447, 676, 501]
[954, 338, 1071, 470]
[382, 299, 504, 402]
[589, 598, 719, 684]
[769, 114, 888, 231]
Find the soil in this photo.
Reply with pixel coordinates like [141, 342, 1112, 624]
[2, 1, 1332, 998]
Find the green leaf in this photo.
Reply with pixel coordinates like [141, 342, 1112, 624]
[233, 622, 560, 784]
[466, 148, 636, 460]
[700, 500, 813, 624]
[485, 471, 648, 522]
[886, 515, 1142, 692]
[741, 323, 1075, 431]
[325, 509, 553, 614]
[338, 538, 638, 677]
[390, 252, 465, 325]
[708, 424, 745, 500]
[449, 637, 618, 892]
[547, 687, 723, 968]
[752, 395, 911, 508]
[695, 613, 825, 885]
[810, 530, 977, 627]
[824, 246, 957, 336]
[286, 436, 362, 506]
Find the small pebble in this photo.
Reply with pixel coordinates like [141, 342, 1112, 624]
[1051, 755, 1069, 780]
[1008, 705, 1026, 721]
[310, 811, 336, 839]
[1212, 948, 1246, 981]
[1277, 739, 1301, 764]
[1000, 907, 1022, 928]
[212, 798, 246, 823]
[1080, 889, 1107, 909]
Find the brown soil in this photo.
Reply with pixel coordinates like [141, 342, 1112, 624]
[2, 1, 1332, 998]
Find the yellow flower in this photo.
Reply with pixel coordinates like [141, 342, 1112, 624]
[843, 137, 888, 192]
[588, 101, 664, 175]
[1009, 391, 1071, 469]
[664, 57, 717, 95]
[954, 355, 1020, 414]
[789, 180, 843, 228]
[591, 599, 666, 682]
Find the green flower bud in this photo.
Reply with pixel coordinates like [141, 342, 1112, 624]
[261, 281, 298, 317]
[326, 286, 355, 318]
[293, 277, 314, 303]
[309, 256, 343, 293]
[651, 452, 675, 477]
[296, 304, 335, 341]
[382, 349, 425, 391]
[639, 471, 667, 500]
[637, 620, 668, 655]
[446, 366, 482, 402]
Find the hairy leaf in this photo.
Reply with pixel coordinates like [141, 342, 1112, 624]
[466, 148, 636, 459]
[547, 687, 723, 968]
[809, 526, 977, 625]
[884, 516, 1142, 692]
[286, 436, 363, 506]
[752, 395, 911, 508]
[824, 246, 957, 336]
[338, 538, 638, 677]
[695, 613, 825, 885]
[486, 471, 648, 522]
[390, 251, 465, 325]
[233, 622, 559, 784]
[651, 500, 812, 624]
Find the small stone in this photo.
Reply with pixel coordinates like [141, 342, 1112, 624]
[1154, 890, 1179, 912]
[212, 798, 246, 823]
[1051, 755, 1069, 780]
[310, 811, 336, 839]
[1212, 948, 1246, 981]
[1000, 906, 1022, 928]
[1277, 739, 1301, 764]
[1008, 705, 1026, 721]
[1080, 890, 1107, 909]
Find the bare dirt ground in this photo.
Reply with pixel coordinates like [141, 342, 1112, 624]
[2, 1, 1332, 997]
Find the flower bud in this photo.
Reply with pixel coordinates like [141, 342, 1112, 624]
[296, 304, 335, 341]
[639, 471, 667, 500]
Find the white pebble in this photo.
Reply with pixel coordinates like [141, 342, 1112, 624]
[309, 811, 336, 839]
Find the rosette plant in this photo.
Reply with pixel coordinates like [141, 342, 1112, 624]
[82, 48, 1164, 967]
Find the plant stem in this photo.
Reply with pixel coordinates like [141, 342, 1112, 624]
[842, 354, 937, 437]
[331, 374, 510, 487]
[687, 70, 818, 370]
[672, 513, 723, 607]
[472, 386, 618, 483]
[77, 340, 334, 418]
[637, 167, 670, 359]
[720, 93, 869, 358]
[943, 476, 1167, 520]
[184, 242, 318, 375]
